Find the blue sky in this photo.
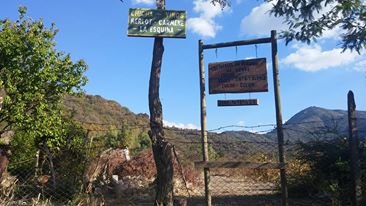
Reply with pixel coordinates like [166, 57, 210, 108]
[1, 0, 366, 132]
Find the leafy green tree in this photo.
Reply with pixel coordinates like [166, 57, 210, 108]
[104, 123, 133, 149]
[0, 7, 87, 144]
[119, 122, 133, 148]
[212, 0, 366, 53]
[137, 132, 151, 150]
[269, 0, 366, 53]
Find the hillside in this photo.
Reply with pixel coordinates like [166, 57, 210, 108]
[61, 94, 276, 160]
[62, 94, 149, 132]
[62, 95, 366, 160]
[274, 106, 366, 142]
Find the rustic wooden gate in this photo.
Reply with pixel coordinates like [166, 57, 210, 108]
[196, 30, 288, 206]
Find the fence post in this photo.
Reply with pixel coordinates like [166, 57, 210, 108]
[271, 30, 288, 206]
[199, 40, 211, 206]
[348, 90, 361, 206]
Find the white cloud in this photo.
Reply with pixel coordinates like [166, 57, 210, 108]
[240, 2, 286, 36]
[132, 0, 154, 5]
[240, 1, 341, 40]
[187, 0, 229, 38]
[282, 44, 359, 72]
[319, 26, 341, 40]
[193, 0, 224, 19]
[313, 2, 341, 40]
[163, 120, 199, 130]
[237, 121, 245, 126]
[187, 18, 222, 38]
[354, 60, 366, 72]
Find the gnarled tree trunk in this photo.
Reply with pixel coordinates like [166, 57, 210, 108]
[0, 147, 10, 179]
[148, 1, 174, 205]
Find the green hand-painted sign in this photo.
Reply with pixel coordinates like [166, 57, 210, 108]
[128, 8, 186, 38]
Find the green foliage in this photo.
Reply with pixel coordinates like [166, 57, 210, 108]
[101, 123, 152, 156]
[104, 133, 120, 149]
[208, 145, 220, 160]
[212, 0, 366, 53]
[0, 7, 87, 143]
[288, 138, 365, 204]
[137, 133, 151, 150]
[267, 0, 366, 53]
[211, 0, 231, 9]
[51, 122, 88, 202]
[9, 119, 89, 202]
[9, 131, 38, 180]
[104, 123, 133, 149]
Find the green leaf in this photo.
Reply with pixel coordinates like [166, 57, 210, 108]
[0, 6, 88, 148]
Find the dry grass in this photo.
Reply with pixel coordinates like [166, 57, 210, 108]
[0, 173, 17, 205]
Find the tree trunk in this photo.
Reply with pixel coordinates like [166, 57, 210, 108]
[0, 147, 10, 179]
[43, 144, 57, 190]
[149, 37, 174, 206]
[148, 1, 174, 204]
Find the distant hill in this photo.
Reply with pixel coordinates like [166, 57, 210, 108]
[62, 94, 149, 132]
[62, 95, 366, 159]
[272, 106, 366, 142]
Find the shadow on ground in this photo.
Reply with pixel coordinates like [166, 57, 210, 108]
[112, 194, 331, 206]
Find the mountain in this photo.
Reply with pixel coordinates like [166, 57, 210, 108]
[268, 106, 366, 142]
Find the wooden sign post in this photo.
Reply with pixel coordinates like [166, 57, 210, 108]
[127, 2, 187, 206]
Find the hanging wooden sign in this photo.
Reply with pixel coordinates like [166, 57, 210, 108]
[217, 99, 259, 106]
[209, 58, 268, 94]
[128, 8, 186, 38]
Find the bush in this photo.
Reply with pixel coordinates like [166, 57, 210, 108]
[287, 138, 365, 204]
[8, 120, 89, 203]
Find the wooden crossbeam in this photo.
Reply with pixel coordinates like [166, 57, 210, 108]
[194, 161, 286, 169]
[202, 38, 271, 50]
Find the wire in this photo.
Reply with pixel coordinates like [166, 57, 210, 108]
[207, 124, 276, 132]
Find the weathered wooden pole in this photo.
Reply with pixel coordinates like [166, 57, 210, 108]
[198, 40, 211, 206]
[270, 30, 288, 206]
[148, 0, 174, 206]
[0, 145, 10, 179]
[348, 91, 361, 206]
